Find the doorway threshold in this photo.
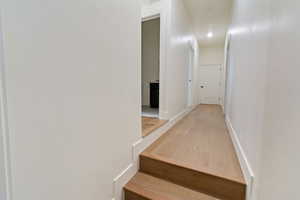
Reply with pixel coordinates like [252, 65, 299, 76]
[142, 105, 159, 118]
[142, 117, 167, 137]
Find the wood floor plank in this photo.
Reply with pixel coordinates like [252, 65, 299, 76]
[143, 105, 245, 183]
[140, 154, 245, 200]
[140, 105, 246, 200]
[142, 117, 167, 137]
[124, 172, 218, 200]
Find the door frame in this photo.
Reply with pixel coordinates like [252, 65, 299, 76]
[141, 0, 169, 120]
[198, 64, 223, 105]
[141, 15, 160, 118]
[223, 33, 231, 115]
[187, 42, 195, 107]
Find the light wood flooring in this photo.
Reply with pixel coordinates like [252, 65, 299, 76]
[143, 104, 244, 183]
[127, 105, 246, 200]
[125, 172, 218, 200]
[142, 117, 167, 137]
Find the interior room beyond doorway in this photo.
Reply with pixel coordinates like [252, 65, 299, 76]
[141, 16, 165, 137]
[141, 17, 160, 118]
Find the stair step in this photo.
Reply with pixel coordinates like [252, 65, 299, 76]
[139, 105, 246, 200]
[124, 172, 218, 200]
[124, 105, 246, 200]
[140, 153, 246, 200]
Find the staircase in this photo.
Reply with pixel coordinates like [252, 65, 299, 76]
[124, 105, 247, 200]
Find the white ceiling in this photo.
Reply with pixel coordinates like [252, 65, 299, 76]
[183, 0, 233, 47]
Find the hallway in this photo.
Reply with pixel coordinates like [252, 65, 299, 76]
[1, 0, 300, 200]
[125, 105, 246, 200]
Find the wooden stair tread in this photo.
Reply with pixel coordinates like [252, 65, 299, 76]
[142, 105, 245, 184]
[142, 117, 168, 137]
[124, 172, 218, 200]
[125, 105, 247, 200]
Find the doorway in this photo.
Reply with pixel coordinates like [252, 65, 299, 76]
[141, 17, 160, 118]
[141, 16, 167, 137]
[198, 65, 222, 104]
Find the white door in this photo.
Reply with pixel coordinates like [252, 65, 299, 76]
[198, 65, 222, 104]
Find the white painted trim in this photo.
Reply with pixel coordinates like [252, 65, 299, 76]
[141, 0, 169, 121]
[112, 163, 138, 200]
[198, 64, 223, 105]
[142, 14, 160, 22]
[141, 112, 159, 118]
[0, 12, 12, 200]
[223, 32, 231, 114]
[141, 1, 161, 20]
[158, 0, 171, 121]
[221, 104, 225, 115]
[112, 105, 196, 200]
[158, 110, 168, 120]
[225, 116, 255, 200]
[199, 64, 223, 67]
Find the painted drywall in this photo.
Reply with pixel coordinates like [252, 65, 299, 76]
[226, 0, 300, 199]
[141, 0, 161, 19]
[0, 1, 141, 200]
[258, 0, 300, 199]
[0, 14, 8, 200]
[0, 128, 7, 200]
[199, 46, 224, 65]
[142, 18, 160, 106]
[0, 125, 7, 200]
[225, 0, 270, 198]
[163, 0, 200, 119]
[142, 0, 160, 5]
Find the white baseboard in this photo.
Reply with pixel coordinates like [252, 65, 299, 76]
[225, 116, 255, 200]
[112, 163, 138, 200]
[112, 105, 197, 200]
[158, 110, 169, 120]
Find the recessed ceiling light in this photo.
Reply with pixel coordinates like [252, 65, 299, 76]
[207, 32, 213, 38]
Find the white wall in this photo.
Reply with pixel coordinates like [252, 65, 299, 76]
[0, 0, 200, 199]
[225, 0, 271, 198]
[141, 0, 161, 19]
[0, 126, 7, 200]
[142, 0, 160, 4]
[163, 0, 199, 119]
[226, 0, 300, 199]
[259, 0, 300, 199]
[0, 1, 141, 200]
[199, 46, 224, 65]
[142, 18, 160, 106]
[0, 133, 7, 200]
[0, 14, 8, 200]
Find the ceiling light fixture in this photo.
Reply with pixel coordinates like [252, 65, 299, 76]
[207, 32, 213, 38]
